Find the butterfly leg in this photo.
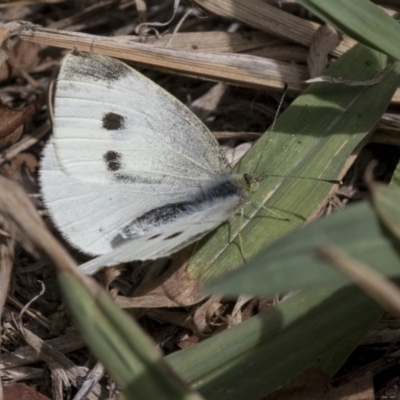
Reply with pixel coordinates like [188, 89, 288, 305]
[247, 201, 290, 222]
[237, 207, 248, 263]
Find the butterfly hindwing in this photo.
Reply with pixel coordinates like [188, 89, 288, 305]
[78, 192, 243, 275]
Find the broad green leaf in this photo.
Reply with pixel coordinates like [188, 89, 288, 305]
[297, 0, 400, 59]
[58, 271, 203, 400]
[167, 284, 382, 400]
[188, 41, 400, 284]
[205, 202, 400, 295]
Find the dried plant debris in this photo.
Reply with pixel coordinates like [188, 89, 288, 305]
[0, 1, 399, 399]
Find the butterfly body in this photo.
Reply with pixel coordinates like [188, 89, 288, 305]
[40, 53, 252, 274]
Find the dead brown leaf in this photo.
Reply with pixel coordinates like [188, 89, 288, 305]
[266, 369, 374, 400]
[5, 152, 38, 176]
[0, 40, 41, 82]
[177, 334, 199, 350]
[307, 24, 341, 78]
[0, 76, 46, 162]
[115, 248, 206, 308]
[192, 0, 353, 56]
[0, 21, 23, 68]
[0, 120, 51, 166]
[0, 331, 85, 369]
[0, 228, 14, 400]
[0, 103, 38, 149]
[18, 328, 77, 386]
[3, 383, 50, 400]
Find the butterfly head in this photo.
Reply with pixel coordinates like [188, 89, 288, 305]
[239, 173, 261, 194]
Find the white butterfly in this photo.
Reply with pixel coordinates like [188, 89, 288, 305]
[40, 52, 253, 274]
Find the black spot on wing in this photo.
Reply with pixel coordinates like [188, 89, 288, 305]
[147, 234, 161, 241]
[164, 232, 183, 240]
[103, 150, 122, 171]
[63, 52, 130, 83]
[102, 112, 125, 130]
[113, 173, 162, 184]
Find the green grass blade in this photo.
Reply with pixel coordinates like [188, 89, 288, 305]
[297, 1, 400, 59]
[188, 41, 400, 283]
[58, 271, 203, 400]
[390, 162, 400, 186]
[205, 201, 400, 295]
[374, 184, 400, 239]
[167, 285, 382, 399]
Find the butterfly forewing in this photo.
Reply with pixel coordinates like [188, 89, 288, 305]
[53, 53, 230, 183]
[40, 53, 247, 272]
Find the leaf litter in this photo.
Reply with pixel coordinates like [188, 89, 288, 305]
[0, 1, 399, 399]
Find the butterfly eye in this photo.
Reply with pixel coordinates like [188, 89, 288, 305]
[243, 173, 253, 186]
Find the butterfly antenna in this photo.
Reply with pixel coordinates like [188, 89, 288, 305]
[262, 174, 341, 184]
[249, 84, 341, 185]
[253, 83, 288, 175]
[270, 83, 288, 133]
